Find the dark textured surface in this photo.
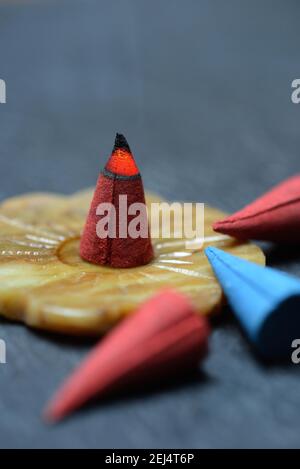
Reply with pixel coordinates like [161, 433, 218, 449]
[0, 0, 300, 448]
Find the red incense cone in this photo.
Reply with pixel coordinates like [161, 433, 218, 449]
[213, 174, 300, 243]
[80, 133, 154, 267]
[44, 289, 210, 422]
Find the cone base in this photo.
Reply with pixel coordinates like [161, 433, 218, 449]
[80, 173, 154, 268]
[80, 245, 154, 268]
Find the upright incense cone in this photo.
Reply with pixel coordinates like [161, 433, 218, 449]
[205, 246, 300, 358]
[80, 133, 154, 268]
[213, 174, 300, 243]
[44, 289, 210, 422]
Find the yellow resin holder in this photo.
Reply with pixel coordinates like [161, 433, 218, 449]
[0, 189, 264, 335]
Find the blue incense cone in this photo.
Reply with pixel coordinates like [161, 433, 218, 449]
[205, 246, 300, 358]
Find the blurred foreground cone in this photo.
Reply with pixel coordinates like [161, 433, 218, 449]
[80, 133, 154, 267]
[213, 174, 300, 243]
[205, 246, 300, 358]
[44, 289, 210, 422]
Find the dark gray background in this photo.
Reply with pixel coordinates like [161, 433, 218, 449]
[0, 0, 300, 448]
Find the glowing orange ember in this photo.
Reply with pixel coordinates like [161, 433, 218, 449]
[105, 134, 139, 176]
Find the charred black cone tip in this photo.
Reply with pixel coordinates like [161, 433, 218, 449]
[113, 133, 131, 153]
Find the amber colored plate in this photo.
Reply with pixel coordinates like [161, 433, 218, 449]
[0, 189, 264, 335]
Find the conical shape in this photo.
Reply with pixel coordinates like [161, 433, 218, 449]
[44, 289, 210, 422]
[80, 133, 154, 268]
[205, 246, 300, 358]
[213, 174, 300, 242]
[105, 133, 139, 177]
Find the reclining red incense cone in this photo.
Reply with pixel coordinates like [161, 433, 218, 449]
[80, 133, 154, 267]
[44, 289, 210, 422]
[213, 174, 300, 243]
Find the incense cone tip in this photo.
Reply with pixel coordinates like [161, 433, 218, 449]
[43, 403, 63, 424]
[114, 133, 131, 152]
[106, 133, 140, 176]
[212, 220, 224, 232]
[212, 217, 235, 233]
[204, 246, 215, 261]
[43, 392, 72, 424]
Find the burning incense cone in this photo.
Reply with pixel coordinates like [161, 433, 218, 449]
[80, 133, 154, 268]
[44, 289, 210, 422]
[205, 246, 300, 358]
[213, 174, 300, 243]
